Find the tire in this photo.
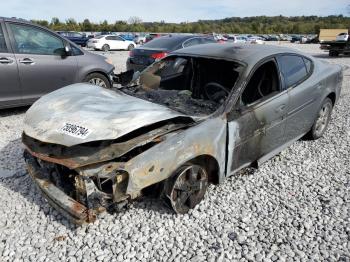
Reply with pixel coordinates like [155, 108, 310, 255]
[83, 73, 111, 89]
[306, 98, 333, 140]
[127, 44, 135, 51]
[164, 163, 208, 214]
[102, 44, 110, 52]
[329, 50, 339, 57]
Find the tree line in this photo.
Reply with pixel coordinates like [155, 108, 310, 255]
[30, 15, 350, 34]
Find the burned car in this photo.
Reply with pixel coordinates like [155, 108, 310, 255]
[23, 44, 343, 224]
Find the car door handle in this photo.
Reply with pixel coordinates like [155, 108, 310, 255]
[19, 58, 34, 64]
[275, 104, 286, 113]
[0, 57, 13, 64]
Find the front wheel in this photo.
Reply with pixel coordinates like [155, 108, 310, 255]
[306, 98, 333, 140]
[83, 73, 111, 89]
[165, 164, 208, 214]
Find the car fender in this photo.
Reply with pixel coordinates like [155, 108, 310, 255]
[123, 117, 227, 198]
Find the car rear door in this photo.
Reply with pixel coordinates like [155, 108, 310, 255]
[277, 55, 317, 140]
[0, 21, 21, 107]
[6, 22, 78, 104]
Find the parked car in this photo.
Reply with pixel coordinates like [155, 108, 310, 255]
[0, 17, 115, 109]
[22, 44, 342, 224]
[87, 35, 136, 51]
[134, 34, 147, 45]
[291, 35, 301, 43]
[335, 32, 349, 42]
[247, 36, 265, 44]
[127, 34, 217, 72]
[56, 31, 90, 47]
[226, 35, 247, 43]
[145, 33, 164, 43]
[119, 33, 135, 41]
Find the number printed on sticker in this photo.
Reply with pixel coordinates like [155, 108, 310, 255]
[59, 123, 91, 139]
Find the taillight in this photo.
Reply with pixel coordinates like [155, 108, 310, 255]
[151, 52, 168, 60]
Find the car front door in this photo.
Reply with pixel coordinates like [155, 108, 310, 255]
[277, 55, 317, 140]
[6, 22, 78, 104]
[0, 21, 22, 108]
[113, 36, 127, 50]
[227, 59, 289, 174]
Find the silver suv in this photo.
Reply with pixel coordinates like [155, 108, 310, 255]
[0, 17, 115, 109]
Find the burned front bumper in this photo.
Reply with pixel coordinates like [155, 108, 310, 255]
[24, 151, 95, 224]
[24, 151, 129, 224]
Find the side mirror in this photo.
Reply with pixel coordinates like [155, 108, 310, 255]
[62, 45, 72, 57]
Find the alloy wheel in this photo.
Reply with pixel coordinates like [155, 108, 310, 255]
[314, 102, 332, 137]
[167, 165, 208, 214]
[88, 78, 107, 88]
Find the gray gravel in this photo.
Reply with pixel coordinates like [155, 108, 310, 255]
[0, 43, 349, 261]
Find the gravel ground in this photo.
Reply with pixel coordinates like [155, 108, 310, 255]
[0, 43, 349, 261]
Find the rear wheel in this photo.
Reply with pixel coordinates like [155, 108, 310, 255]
[306, 98, 333, 140]
[102, 44, 110, 52]
[165, 164, 208, 214]
[84, 73, 111, 89]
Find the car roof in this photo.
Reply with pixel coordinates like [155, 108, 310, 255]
[0, 17, 32, 24]
[172, 43, 306, 65]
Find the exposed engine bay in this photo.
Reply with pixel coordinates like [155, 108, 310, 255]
[121, 56, 242, 115]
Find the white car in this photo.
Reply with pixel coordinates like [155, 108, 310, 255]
[227, 35, 247, 43]
[87, 35, 136, 51]
[247, 36, 265, 44]
[335, 33, 349, 42]
[134, 34, 147, 45]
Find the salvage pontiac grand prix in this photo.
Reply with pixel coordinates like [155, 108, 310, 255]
[22, 44, 343, 224]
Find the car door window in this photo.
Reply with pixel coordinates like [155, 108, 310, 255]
[278, 55, 308, 88]
[0, 25, 7, 52]
[303, 57, 312, 74]
[241, 60, 280, 105]
[9, 23, 65, 55]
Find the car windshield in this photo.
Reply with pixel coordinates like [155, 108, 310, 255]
[95, 35, 105, 39]
[121, 56, 242, 116]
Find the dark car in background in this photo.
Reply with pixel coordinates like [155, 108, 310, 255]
[0, 17, 115, 109]
[145, 33, 164, 43]
[127, 34, 217, 72]
[57, 31, 91, 47]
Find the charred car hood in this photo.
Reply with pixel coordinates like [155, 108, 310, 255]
[24, 83, 192, 147]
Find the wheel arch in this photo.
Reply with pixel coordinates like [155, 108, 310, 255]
[84, 71, 112, 86]
[187, 154, 220, 185]
[326, 92, 336, 106]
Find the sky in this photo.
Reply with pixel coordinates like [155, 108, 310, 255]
[0, 0, 349, 23]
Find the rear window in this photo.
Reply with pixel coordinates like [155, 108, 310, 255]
[278, 55, 308, 88]
[143, 37, 183, 50]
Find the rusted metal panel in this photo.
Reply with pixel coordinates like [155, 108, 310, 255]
[25, 152, 96, 224]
